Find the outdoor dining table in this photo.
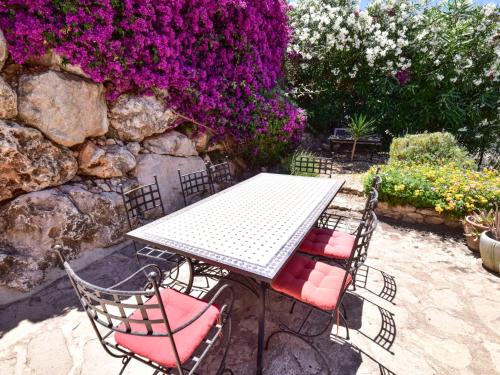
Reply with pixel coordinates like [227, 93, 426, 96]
[126, 172, 344, 374]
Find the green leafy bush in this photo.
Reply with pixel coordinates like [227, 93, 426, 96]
[389, 132, 471, 166]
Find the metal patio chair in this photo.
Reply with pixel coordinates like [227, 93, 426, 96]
[207, 158, 234, 192]
[177, 167, 226, 284]
[300, 187, 379, 289]
[291, 153, 335, 178]
[120, 177, 193, 293]
[266, 213, 378, 374]
[54, 247, 234, 375]
[317, 170, 382, 234]
[178, 167, 213, 207]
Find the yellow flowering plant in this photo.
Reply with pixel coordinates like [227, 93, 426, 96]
[365, 162, 500, 218]
[365, 132, 499, 218]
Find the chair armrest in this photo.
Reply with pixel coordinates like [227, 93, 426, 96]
[108, 264, 163, 290]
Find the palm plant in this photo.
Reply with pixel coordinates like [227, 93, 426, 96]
[347, 114, 376, 161]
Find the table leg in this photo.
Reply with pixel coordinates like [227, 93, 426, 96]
[256, 281, 266, 375]
[184, 257, 194, 295]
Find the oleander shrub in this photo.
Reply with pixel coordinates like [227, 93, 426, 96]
[0, 0, 305, 146]
[389, 132, 471, 166]
[287, 0, 500, 154]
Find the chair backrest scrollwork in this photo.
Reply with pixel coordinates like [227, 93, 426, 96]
[120, 176, 166, 229]
[291, 154, 335, 178]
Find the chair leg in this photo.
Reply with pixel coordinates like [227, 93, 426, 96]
[216, 316, 233, 375]
[339, 310, 350, 340]
[341, 301, 348, 321]
[351, 269, 357, 291]
[297, 308, 313, 334]
[119, 356, 131, 375]
[279, 309, 334, 338]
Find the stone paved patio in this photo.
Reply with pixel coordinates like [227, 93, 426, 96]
[1, 219, 499, 375]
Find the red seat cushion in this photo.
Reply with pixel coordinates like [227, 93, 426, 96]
[115, 288, 219, 368]
[300, 228, 355, 260]
[271, 255, 352, 311]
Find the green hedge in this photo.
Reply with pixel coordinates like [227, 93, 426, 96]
[389, 132, 470, 166]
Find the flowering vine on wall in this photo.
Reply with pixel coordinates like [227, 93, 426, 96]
[0, 0, 305, 146]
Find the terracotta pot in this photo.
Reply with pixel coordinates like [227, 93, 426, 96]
[479, 231, 500, 273]
[463, 215, 489, 252]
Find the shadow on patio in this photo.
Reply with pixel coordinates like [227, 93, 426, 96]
[0, 242, 398, 375]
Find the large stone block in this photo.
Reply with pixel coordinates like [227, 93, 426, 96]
[0, 77, 16, 119]
[0, 180, 130, 291]
[109, 95, 178, 142]
[142, 130, 198, 156]
[193, 131, 210, 154]
[0, 29, 7, 70]
[0, 120, 78, 202]
[17, 71, 108, 147]
[134, 154, 206, 213]
[78, 141, 136, 178]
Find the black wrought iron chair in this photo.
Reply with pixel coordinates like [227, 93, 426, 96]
[317, 171, 382, 234]
[300, 187, 379, 289]
[290, 153, 335, 178]
[207, 157, 234, 193]
[177, 167, 226, 284]
[54, 247, 234, 375]
[266, 212, 378, 374]
[317, 185, 379, 233]
[178, 168, 213, 207]
[120, 177, 193, 293]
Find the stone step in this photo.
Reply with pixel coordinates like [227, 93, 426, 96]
[335, 173, 365, 196]
[329, 192, 367, 213]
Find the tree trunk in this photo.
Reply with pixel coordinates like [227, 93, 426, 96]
[350, 139, 358, 161]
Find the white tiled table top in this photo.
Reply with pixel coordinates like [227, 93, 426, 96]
[127, 173, 344, 282]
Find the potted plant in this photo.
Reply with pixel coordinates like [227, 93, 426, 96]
[463, 210, 494, 251]
[479, 208, 500, 273]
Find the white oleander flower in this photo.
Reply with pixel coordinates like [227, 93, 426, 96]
[484, 3, 496, 17]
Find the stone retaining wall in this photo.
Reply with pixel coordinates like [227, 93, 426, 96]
[376, 201, 462, 229]
[0, 35, 229, 291]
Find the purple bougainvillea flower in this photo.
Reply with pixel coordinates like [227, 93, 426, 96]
[0, 0, 305, 143]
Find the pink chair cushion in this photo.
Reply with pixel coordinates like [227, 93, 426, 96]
[115, 288, 219, 368]
[271, 255, 352, 311]
[300, 228, 355, 260]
